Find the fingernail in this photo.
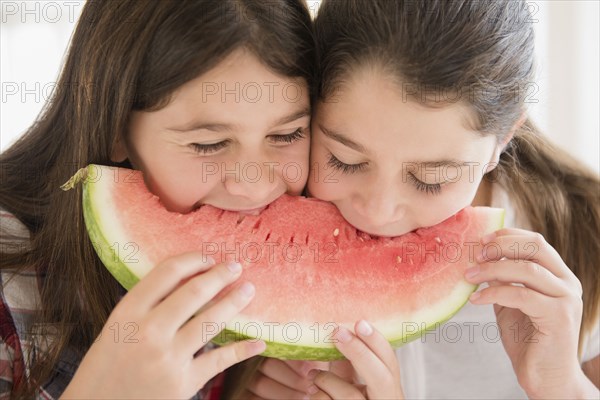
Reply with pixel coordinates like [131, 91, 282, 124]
[335, 327, 352, 343]
[481, 232, 495, 244]
[239, 282, 255, 298]
[226, 261, 242, 274]
[470, 291, 481, 301]
[300, 361, 324, 377]
[356, 320, 373, 336]
[307, 369, 320, 380]
[307, 384, 319, 395]
[203, 256, 216, 265]
[465, 266, 480, 280]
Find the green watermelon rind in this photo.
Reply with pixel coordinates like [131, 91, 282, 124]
[83, 165, 140, 290]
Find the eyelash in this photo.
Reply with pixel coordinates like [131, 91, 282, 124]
[190, 128, 306, 155]
[326, 153, 368, 174]
[190, 140, 230, 154]
[327, 153, 443, 195]
[271, 128, 306, 144]
[407, 173, 443, 195]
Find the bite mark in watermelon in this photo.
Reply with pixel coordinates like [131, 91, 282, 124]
[68, 165, 504, 360]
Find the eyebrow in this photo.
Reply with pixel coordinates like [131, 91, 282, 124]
[320, 124, 470, 168]
[319, 124, 369, 154]
[168, 108, 311, 133]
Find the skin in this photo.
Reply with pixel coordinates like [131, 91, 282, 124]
[63, 253, 266, 399]
[113, 48, 311, 214]
[307, 68, 500, 237]
[63, 49, 312, 398]
[245, 68, 599, 399]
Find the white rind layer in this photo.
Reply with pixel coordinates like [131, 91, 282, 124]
[223, 278, 476, 346]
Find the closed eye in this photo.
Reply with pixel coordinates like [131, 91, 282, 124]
[190, 128, 306, 155]
[327, 152, 368, 174]
[407, 173, 443, 195]
[190, 140, 230, 154]
[269, 128, 307, 144]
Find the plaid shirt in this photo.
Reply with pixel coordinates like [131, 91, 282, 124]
[0, 208, 224, 399]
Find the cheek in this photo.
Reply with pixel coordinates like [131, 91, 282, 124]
[420, 198, 464, 227]
[277, 140, 311, 195]
[419, 178, 482, 226]
[307, 145, 342, 200]
[141, 158, 219, 213]
[284, 159, 309, 195]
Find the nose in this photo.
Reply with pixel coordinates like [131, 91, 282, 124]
[351, 179, 405, 227]
[222, 159, 279, 205]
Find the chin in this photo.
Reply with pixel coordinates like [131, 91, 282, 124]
[359, 225, 415, 238]
[161, 201, 196, 214]
[340, 216, 415, 238]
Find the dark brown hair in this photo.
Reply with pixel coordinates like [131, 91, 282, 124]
[0, 0, 315, 397]
[314, 0, 598, 358]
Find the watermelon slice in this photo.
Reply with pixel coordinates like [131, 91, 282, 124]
[63, 164, 504, 360]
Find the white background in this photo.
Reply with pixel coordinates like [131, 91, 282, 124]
[1, 1, 599, 173]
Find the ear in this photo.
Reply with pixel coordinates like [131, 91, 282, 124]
[484, 112, 527, 174]
[110, 134, 128, 163]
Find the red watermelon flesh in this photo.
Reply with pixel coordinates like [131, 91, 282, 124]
[72, 164, 504, 360]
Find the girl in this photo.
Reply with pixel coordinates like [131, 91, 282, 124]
[0, 0, 315, 398]
[239, 0, 599, 398]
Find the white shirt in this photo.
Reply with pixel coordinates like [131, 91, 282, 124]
[396, 183, 600, 399]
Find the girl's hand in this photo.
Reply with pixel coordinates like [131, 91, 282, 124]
[465, 228, 585, 398]
[241, 359, 329, 399]
[61, 252, 265, 399]
[309, 320, 404, 399]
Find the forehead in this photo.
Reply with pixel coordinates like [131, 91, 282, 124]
[176, 50, 308, 103]
[150, 49, 310, 128]
[315, 69, 489, 161]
